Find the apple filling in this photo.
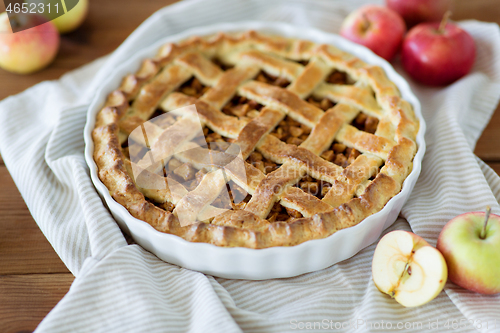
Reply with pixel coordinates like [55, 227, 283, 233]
[320, 112, 379, 167]
[123, 67, 368, 222]
[222, 95, 263, 119]
[268, 202, 302, 222]
[295, 174, 332, 200]
[246, 150, 279, 175]
[352, 112, 379, 134]
[177, 76, 209, 98]
[269, 116, 312, 146]
[212, 181, 251, 211]
[325, 69, 352, 85]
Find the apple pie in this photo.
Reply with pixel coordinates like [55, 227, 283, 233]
[92, 31, 419, 248]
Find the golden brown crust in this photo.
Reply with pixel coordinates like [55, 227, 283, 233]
[92, 31, 419, 248]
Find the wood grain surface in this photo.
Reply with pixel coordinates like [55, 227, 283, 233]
[0, 168, 69, 276]
[491, 163, 500, 175]
[0, 274, 74, 333]
[0, 0, 499, 332]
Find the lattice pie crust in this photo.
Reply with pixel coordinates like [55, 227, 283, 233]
[92, 31, 419, 248]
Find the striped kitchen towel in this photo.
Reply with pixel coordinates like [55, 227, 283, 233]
[0, 0, 499, 332]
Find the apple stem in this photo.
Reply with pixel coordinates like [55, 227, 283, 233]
[438, 11, 452, 34]
[361, 13, 371, 34]
[480, 206, 491, 239]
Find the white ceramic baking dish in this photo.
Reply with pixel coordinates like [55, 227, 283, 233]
[84, 21, 426, 280]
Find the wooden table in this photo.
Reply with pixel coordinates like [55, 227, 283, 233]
[1, 0, 499, 331]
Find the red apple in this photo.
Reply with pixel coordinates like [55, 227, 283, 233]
[0, 12, 60, 74]
[340, 5, 406, 61]
[386, 0, 452, 28]
[437, 207, 500, 295]
[401, 17, 476, 86]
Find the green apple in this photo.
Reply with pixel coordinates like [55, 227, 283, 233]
[0, 12, 60, 74]
[26, 0, 88, 34]
[372, 230, 448, 307]
[437, 207, 500, 295]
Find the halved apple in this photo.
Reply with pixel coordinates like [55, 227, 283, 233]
[372, 230, 448, 307]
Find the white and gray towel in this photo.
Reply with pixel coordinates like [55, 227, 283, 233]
[0, 0, 499, 332]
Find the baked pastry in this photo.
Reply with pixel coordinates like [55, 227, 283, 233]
[92, 30, 419, 248]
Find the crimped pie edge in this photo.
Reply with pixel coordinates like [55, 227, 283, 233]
[91, 27, 420, 249]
